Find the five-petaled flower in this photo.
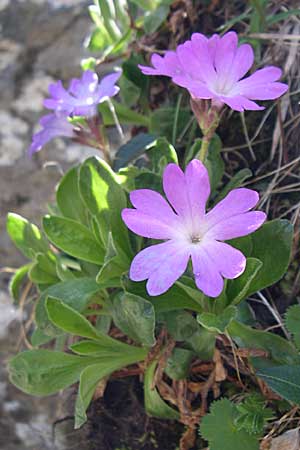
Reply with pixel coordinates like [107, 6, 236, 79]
[28, 70, 121, 155]
[122, 160, 266, 297]
[139, 31, 288, 112]
[44, 70, 122, 117]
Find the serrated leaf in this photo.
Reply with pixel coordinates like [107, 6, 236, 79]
[43, 215, 105, 264]
[257, 365, 300, 404]
[200, 398, 259, 450]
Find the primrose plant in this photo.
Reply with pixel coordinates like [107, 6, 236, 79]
[7, 31, 297, 450]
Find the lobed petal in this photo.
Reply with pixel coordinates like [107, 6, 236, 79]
[97, 71, 121, 102]
[218, 94, 264, 111]
[129, 189, 179, 225]
[129, 241, 189, 296]
[206, 211, 267, 240]
[121, 209, 175, 240]
[214, 31, 238, 81]
[191, 246, 224, 297]
[205, 188, 260, 228]
[138, 51, 181, 78]
[204, 240, 246, 279]
[230, 43, 254, 82]
[163, 160, 210, 224]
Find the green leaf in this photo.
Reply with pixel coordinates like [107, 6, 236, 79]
[235, 395, 274, 435]
[197, 306, 237, 334]
[35, 278, 100, 337]
[112, 292, 156, 347]
[226, 258, 263, 305]
[228, 320, 300, 365]
[205, 134, 225, 193]
[200, 398, 260, 450]
[8, 350, 96, 396]
[113, 133, 156, 171]
[163, 310, 216, 360]
[165, 348, 193, 380]
[124, 278, 203, 313]
[214, 168, 252, 203]
[247, 220, 293, 295]
[30, 328, 53, 347]
[56, 166, 87, 224]
[96, 232, 129, 287]
[122, 54, 149, 89]
[7, 213, 48, 259]
[79, 156, 131, 256]
[147, 137, 178, 173]
[74, 344, 147, 428]
[29, 252, 59, 285]
[99, 101, 150, 127]
[43, 215, 105, 264]
[144, 360, 179, 420]
[285, 305, 300, 348]
[150, 107, 191, 142]
[9, 264, 31, 302]
[257, 365, 300, 404]
[144, 4, 170, 33]
[46, 297, 101, 340]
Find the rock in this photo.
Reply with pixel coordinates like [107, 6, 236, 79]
[0, 40, 24, 106]
[0, 111, 29, 166]
[12, 73, 54, 121]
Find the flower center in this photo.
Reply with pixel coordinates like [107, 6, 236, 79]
[191, 235, 202, 244]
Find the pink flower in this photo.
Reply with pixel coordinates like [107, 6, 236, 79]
[122, 160, 266, 297]
[139, 31, 288, 112]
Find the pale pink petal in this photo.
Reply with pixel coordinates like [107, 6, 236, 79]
[163, 161, 210, 223]
[163, 163, 187, 216]
[204, 240, 246, 279]
[214, 31, 238, 80]
[138, 52, 181, 78]
[122, 209, 175, 239]
[205, 188, 259, 228]
[230, 43, 254, 81]
[206, 211, 267, 240]
[218, 94, 264, 111]
[190, 34, 217, 84]
[185, 160, 210, 219]
[238, 81, 288, 100]
[191, 247, 224, 297]
[129, 189, 179, 226]
[129, 241, 189, 295]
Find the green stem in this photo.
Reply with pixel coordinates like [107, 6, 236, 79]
[197, 136, 211, 162]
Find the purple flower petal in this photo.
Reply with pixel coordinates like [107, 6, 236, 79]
[163, 160, 210, 221]
[191, 247, 224, 297]
[139, 32, 288, 111]
[28, 113, 74, 156]
[130, 241, 189, 296]
[121, 209, 176, 239]
[44, 70, 121, 118]
[206, 211, 267, 240]
[205, 188, 259, 228]
[203, 240, 246, 279]
[122, 160, 267, 297]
